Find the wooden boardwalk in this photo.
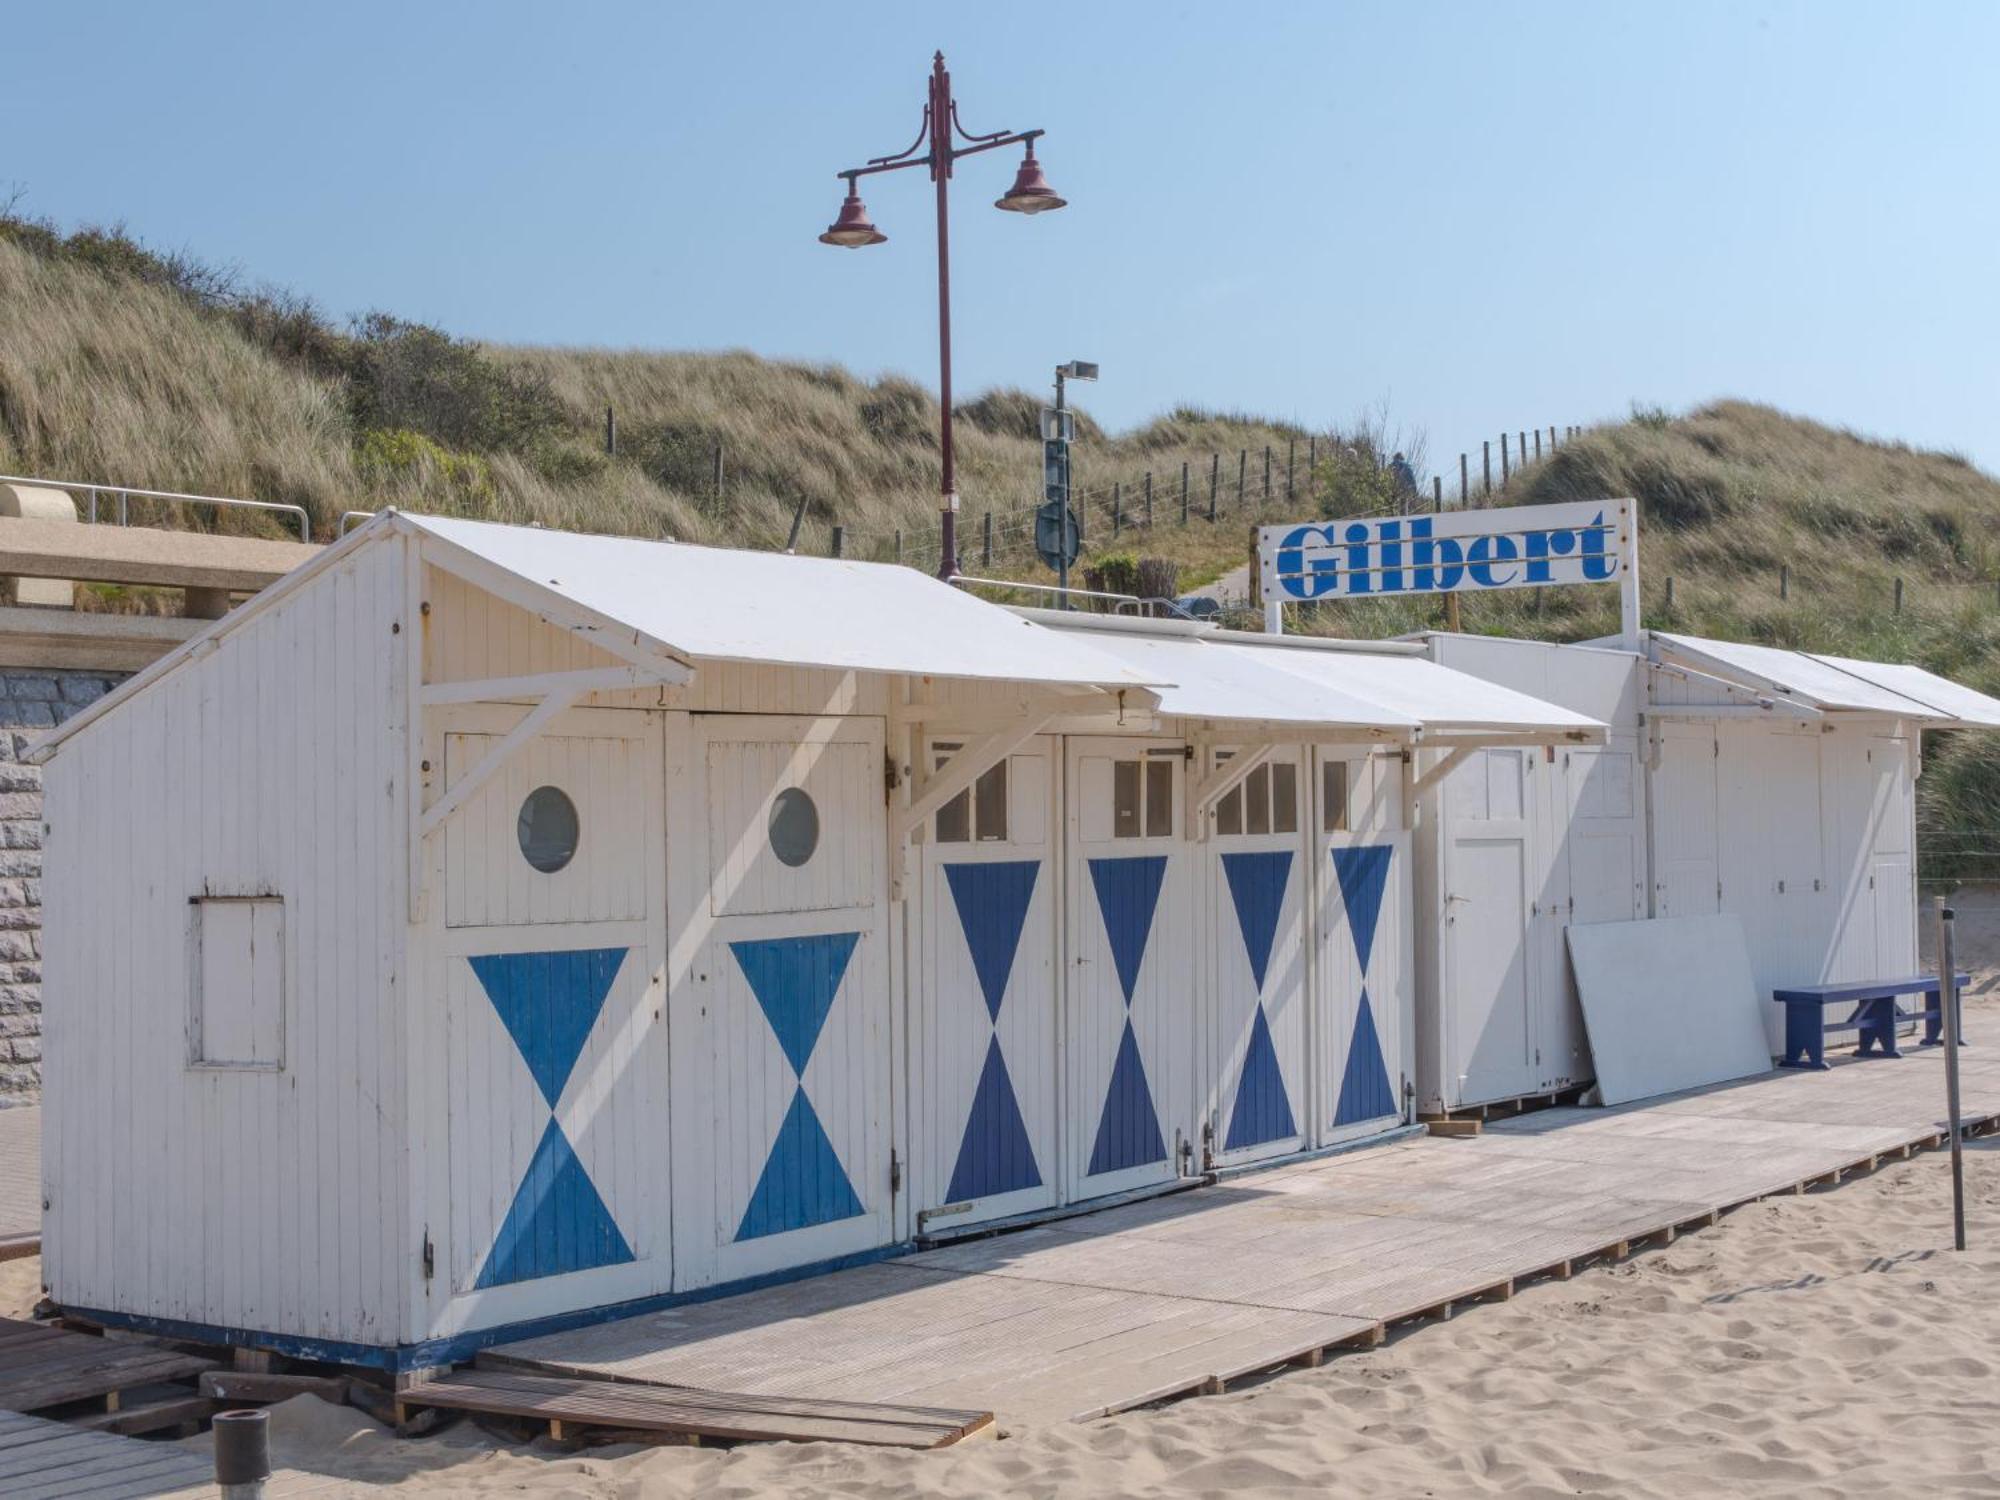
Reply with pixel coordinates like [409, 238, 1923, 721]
[493, 1030, 2000, 1426]
[0, 1408, 215, 1500]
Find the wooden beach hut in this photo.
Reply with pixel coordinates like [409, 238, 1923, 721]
[27, 512, 1599, 1368]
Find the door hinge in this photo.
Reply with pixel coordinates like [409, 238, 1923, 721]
[421, 1229, 435, 1282]
[889, 1149, 902, 1196]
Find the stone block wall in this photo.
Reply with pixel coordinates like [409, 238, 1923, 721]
[0, 668, 126, 1107]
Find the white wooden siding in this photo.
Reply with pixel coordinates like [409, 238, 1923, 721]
[443, 727, 650, 928]
[42, 535, 412, 1346]
[705, 736, 877, 918]
[424, 566, 884, 718]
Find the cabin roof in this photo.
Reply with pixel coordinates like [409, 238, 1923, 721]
[1029, 613, 1605, 740]
[404, 514, 1164, 690]
[1651, 631, 2000, 725]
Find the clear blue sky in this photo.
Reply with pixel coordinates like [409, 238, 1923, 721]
[7, 1, 1997, 478]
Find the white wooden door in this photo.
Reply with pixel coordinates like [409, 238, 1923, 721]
[1547, 735, 1644, 1092]
[680, 714, 893, 1286]
[1064, 736, 1192, 1200]
[1318, 751, 1411, 1141]
[434, 706, 670, 1332]
[1868, 735, 1915, 974]
[1442, 748, 1538, 1105]
[1204, 748, 1308, 1167]
[914, 736, 1059, 1232]
[1824, 732, 1879, 980]
[1654, 723, 1720, 917]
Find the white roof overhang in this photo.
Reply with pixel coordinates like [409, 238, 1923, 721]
[1251, 642, 1605, 743]
[1804, 653, 2000, 728]
[1035, 627, 1422, 737]
[1026, 613, 1604, 744]
[1652, 631, 1998, 725]
[406, 514, 1163, 694]
[31, 512, 1173, 761]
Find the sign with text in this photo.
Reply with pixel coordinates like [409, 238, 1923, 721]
[1257, 499, 1636, 603]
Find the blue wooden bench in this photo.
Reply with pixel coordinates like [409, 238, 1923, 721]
[1772, 974, 1971, 1069]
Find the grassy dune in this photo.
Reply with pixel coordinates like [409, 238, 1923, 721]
[1, 214, 1996, 844]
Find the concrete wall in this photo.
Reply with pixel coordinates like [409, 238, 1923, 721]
[0, 668, 125, 1106]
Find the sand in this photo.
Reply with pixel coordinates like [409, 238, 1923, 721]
[146, 1130, 1990, 1498]
[0, 1253, 40, 1319]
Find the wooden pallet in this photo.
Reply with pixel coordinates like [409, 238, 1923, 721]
[415, 1366, 993, 1448]
[0, 1317, 215, 1415]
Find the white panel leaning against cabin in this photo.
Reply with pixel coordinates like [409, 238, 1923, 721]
[29, 510, 1162, 1365]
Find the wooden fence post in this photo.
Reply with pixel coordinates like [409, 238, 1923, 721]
[831, 525, 843, 557]
[1433, 476, 1443, 512]
[982, 510, 993, 567]
[604, 405, 617, 456]
[1460, 453, 1469, 507]
[1309, 434, 1318, 471]
[1483, 442, 1491, 499]
[1262, 446, 1272, 502]
[1895, 577, 1904, 613]
[1113, 481, 1123, 535]
[713, 442, 725, 502]
[1779, 564, 1789, 600]
[1236, 449, 1247, 512]
[1533, 430, 1542, 461]
[1665, 575, 1675, 614]
[1518, 431, 1527, 469]
[1144, 472, 1154, 527]
[1209, 453, 1220, 521]
[1181, 461, 1191, 523]
[1500, 434, 1511, 485]
[895, 529, 903, 565]
[1286, 437, 1295, 499]
[1549, 424, 1557, 453]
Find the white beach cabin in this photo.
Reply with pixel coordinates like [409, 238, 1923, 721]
[1409, 628, 2000, 1113]
[30, 511, 1602, 1370]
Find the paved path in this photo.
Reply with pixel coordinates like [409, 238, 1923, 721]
[493, 1030, 2000, 1427]
[0, 1106, 39, 1254]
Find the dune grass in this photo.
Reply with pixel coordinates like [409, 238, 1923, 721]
[2, 212, 1997, 843]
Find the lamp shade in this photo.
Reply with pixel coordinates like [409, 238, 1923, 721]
[995, 146, 1065, 214]
[819, 188, 887, 247]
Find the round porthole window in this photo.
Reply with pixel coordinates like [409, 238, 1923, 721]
[517, 785, 580, 874]
[768, 787, 820, 867]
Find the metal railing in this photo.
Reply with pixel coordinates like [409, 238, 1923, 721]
[0, 474, 312, 545]
[949, 574, 1206, 622]
[338, 510, 376, 536]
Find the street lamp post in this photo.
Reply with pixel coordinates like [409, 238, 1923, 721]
[820, 51, 1065, 580]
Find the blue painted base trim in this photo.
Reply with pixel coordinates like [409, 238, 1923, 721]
[59, 1241, 913, 1373]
